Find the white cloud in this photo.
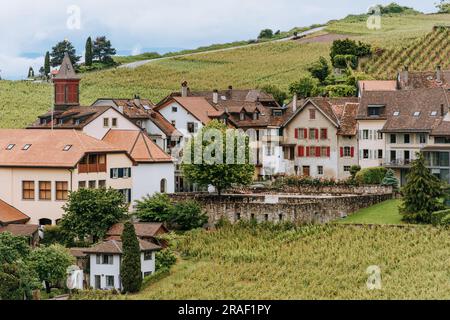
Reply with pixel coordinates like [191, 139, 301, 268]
[0, 0, 438, 79]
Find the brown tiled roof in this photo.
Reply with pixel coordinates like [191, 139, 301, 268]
[28, 106, 113, 130]
[359, 80, 397, 92]
[359, 88, 449, 132]
[336, 103, 359, 135]
[0, 224, 38, 237]
[398, 70, 450, 90]
[0, 129, 126, 168]
[168, 97, 218, 124]
[83, 239, 161, 254]
[102, 130, 173, 163]
[107, 222, 168, 238]
[0, 199, 30, 224]
[149, 111, 182, 137]
[69, 248, 88, 258]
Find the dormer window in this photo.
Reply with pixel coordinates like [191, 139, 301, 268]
[6, 144, 15, 150]
[273, 110, 283, 117]
[240, 112, 245, 121]
[413, 111, 421, 117]
[22, 144, 31, 151]
[431, 111, 438, 116]
[253, 112, 259, 120]
[63, 145, 72, 151]
[368, 105, 384, 117]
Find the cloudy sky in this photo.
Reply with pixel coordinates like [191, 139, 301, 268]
[0, 0, 438, 79]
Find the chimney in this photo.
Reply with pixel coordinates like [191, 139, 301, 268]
[213, 89, 218, 104]
[441, 104, 445, 117]
[134, 94, 141, 106]
[402, 65, 409, 84]
[437, 65, 442, 82]
[292, 94, 298, 112]
[181, 81, 188, 97]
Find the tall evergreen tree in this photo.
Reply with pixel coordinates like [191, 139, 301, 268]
[85, 37, 93, 66]
[44, 51, 51, 76]
[400, 153, 444, 223]
[120, 222, 142, 293]
[93, 36, 117, 64]
[50, 39, 80, 67]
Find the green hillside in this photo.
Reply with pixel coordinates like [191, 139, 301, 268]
[1, 13, 449, 129]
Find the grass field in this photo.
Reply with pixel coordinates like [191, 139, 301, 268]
[1, 14, 449, 129]
[121, 223, 450, 300]
[338, 199, 403, 225]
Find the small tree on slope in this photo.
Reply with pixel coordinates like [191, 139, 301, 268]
[120, 222, 142, 293]
[381, 169, 399, 191]
[400, 153, 444, 223]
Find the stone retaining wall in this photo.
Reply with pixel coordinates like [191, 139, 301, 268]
[170, 192, 393, 225]
[228, 185, 393, 195]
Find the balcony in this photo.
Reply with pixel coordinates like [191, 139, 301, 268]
[78, 154, 107, 174]
[383, 158, 412, 168]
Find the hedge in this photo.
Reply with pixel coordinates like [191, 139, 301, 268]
[355, 167, 387, 185]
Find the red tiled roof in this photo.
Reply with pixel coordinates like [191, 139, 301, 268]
[0, 129, 126, 168]
[0, 224, 38, 237]
[359, 80, 397, 92]
[0, 199, 30, 224]
[83, 239, 161, 254]
[107, 222, 168, 238]
[103, 130, 173, 163]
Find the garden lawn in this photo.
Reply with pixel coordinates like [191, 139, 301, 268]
[337, 199, 403, 225]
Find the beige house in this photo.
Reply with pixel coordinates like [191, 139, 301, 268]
[282, 97, 359, 179]
[0, 129, 134, 225]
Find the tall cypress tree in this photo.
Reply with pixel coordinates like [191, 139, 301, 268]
[85, 37, 93, 67]
[44, 52, 50, 76]
[120, 221, 142, 293]
[400, 153, 444, 223]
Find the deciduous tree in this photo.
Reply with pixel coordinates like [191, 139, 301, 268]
[50, 39, 80, 67]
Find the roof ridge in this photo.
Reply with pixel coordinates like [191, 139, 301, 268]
[140, 131, 154, 159]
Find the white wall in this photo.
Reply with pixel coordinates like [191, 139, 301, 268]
[132, 163, 175, 202]
[357, 120, 386, 168]
[158, 101, 203, 141]
[83, 108, 139, 140]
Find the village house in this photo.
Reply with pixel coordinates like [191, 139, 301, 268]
[83, 239, 161, 290]
[0, 129, 134, 225]
[91, 97, 183, 153]
[106, 222, 169, 246]
[282, 97, 359, 179]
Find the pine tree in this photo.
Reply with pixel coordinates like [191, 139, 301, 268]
[50, 39, 80, 67]
[85, 37, 93, 67]
[44, 52, 50, 76]
[120, 221, 142, 293]
[381, 169, 399, 190]
[93, 36, 117, 65]
[400, 153, 444, 223]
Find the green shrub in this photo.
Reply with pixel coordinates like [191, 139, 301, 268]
[135, 193, 174, 222]
[170, 200, 208, 230]
[324, 84, 356, 97]
[431, 209, 450, 226]
[381, 169, 399, 190]
[355, 167, 387, 185]
[155, 249, 177, 271]
[332, 54, 358, 69]
[41, 225, 67, 246]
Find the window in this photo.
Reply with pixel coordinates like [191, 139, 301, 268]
[317, 166, 324, 175]
[6, 144, 15, 150]
[172, 106, 178, 112]
[279, 214, 283, 221]
[413, 111, 421, 117]
[321, 146, 328, 157]
[55, 181, 69, 201]
[143, 272, 153, 277]
[390, 134, 397, 144]
[78, 181, 86, 189]
[309, 146, 316, 157]
[88, 181, 96, 189]
[378, 149, 383, 159]
[343, 146, 351, 157]
[22, 181, 35, 200]
[404, 134, 410, 144]
[431, 111, 438, 116]
[362, 130, 369, 140]
[112, 118, 118, 127]
[320, 128, 328, 140]
[39, 181, 51, 200]
[390, 150, 397, 162]
[94, 275, 101, 290]
[264, 214, 269, 222]
[171, 120, 176, 127]
[344, 166, 351, 172]
[103, 118, 109, 127]
[98, 180, 106, 188]
[363, 149, 369, 159]
[235, 213, 241, 221]
[298, 128, 306, 139]
[63, 145, 72, 151]
[419, 134, 427, 144]
[106, 276, 115, 288]
[110, 168, 131, 179]
[309, 109, 316, 120]
[368, 106, 382, 116]
[144, 252, 153, 261]
[187, 122, 196, 133]
[160, 179, 167, 193]
[97, 254, 114, 265]
[240, 112, 245, 120]
[119, 189, 132, 203]
[253, 112, 259, 120]
[309, 128, 317, 140]
[273, 110, 282, 117]
[435, 136, 450, 144]
[377, 131, 383, 140]
[22, 144, 31, 151]
[404, 150, 410, 161]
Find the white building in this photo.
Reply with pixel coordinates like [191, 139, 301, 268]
[84, 239, 161, 291]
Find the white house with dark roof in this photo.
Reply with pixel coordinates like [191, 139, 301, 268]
[83, 239, 161, 290]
